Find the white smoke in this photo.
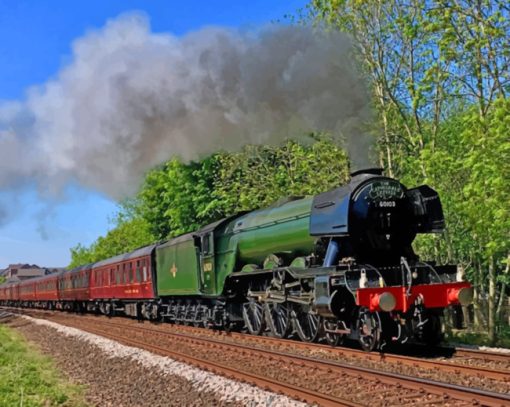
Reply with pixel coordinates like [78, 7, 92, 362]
[0, 13, 371, 201]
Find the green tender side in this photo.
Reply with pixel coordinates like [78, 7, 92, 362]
[155, 234, 201, 296]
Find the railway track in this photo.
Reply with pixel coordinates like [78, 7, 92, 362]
[5, 308, 510, 371]
[4, 308, 510, 406]
[9, 307, 509, 376]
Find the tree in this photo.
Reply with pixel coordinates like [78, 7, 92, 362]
[308, 0, 510, 342]
[135, 157, 220, 240]
[213, 138, 350, 215]
[69, 213, 155, 268]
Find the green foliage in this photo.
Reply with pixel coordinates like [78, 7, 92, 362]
[68, 244, 95, 270]
[135, 157, 220, 240]
[213, 138, 350, 215]
[0, 324, 86, 406]
[134, 137, 349, 240]
[68, 214, 155, 268]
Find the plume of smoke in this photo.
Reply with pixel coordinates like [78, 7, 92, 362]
[0, 13, 372, 202]
[0, 206, 7, 227]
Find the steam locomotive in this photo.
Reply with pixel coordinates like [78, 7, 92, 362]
[0, 168, 473, 351]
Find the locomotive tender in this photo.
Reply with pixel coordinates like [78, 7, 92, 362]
[0, 168, 473, 351]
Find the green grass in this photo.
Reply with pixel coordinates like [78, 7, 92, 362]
[448, 326, 510, 349]
[0, 324, 87, 407]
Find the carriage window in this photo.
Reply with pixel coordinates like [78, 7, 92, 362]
[136, 265, 142, 282]
[142, 259, 148, 282]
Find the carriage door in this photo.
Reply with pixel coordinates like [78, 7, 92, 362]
[199, 232, 215, 295]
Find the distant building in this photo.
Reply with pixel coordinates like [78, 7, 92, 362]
[0, 264, 65, 283]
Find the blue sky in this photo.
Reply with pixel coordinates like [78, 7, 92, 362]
[0, 0, 308, 268]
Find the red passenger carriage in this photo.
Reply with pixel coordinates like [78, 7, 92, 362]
[59, 265, 92, 310]
[0, 284, 7, 302]
[9, 283, 18, 303]
[19, 279, 37, 304]
[0, 283, 19, 305]
[90, 245, 157, 317]
[34, 273, 61, 306]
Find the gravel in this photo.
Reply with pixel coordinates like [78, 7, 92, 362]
[451, 342, 510, 354]
[10, 316, 306, 407]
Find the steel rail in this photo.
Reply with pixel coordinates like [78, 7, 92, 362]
[5, 307, 510, 370]
[73, 312, 510, 382]
[32, 313, 510, 407]
[4, 306, 510, 382]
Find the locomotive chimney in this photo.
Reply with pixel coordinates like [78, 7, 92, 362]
[350, 167, 384, 178]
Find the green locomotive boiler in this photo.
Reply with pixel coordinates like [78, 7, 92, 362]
[151, 168, 472, 351]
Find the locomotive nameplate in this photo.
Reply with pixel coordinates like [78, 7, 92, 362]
[366, 180, 404, 201]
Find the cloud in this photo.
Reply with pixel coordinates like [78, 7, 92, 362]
[0, 13, 371, 204]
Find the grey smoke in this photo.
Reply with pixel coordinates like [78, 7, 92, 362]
[0, 13, 371, 201]
[0, 205, 7, 227]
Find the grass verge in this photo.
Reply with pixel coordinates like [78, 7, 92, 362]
[0, 322, 87, 406]
[448, 326, 510, 349]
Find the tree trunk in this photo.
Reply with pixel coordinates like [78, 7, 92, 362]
[488, 255, 496, 344]
[496, 254, 510, 321]
[461, 304, 471, 330]
[473, 264, 486, 330]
